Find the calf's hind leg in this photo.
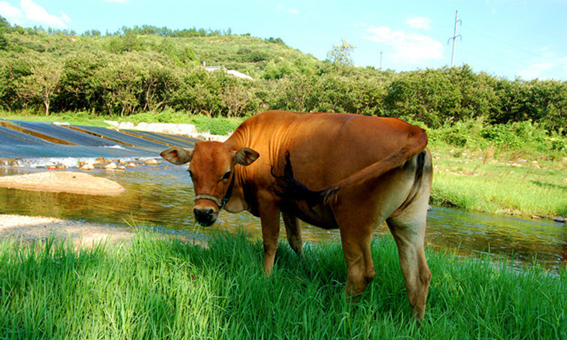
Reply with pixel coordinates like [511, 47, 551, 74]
[386, 198, 431, 320]
[333, 204, 378, 298]
[339, 227, 376, 299]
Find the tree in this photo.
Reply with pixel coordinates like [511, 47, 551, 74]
[98, 57, 143, 116]
[58, 52, 108, 113]
[0, 15, 9, 50]
[140, 60, 178, 111]
[19, 57, 63, 116]
[0, 57, 33, 111]
[0, 16, 9, 29]
[326, 39, 354, 66]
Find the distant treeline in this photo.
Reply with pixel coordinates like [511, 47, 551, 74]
[0, 17, 566, 134]
[1, 14, 234, 38]
[0, 16, 284, 44]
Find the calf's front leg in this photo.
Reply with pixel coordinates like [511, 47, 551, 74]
[258, 198, 281, 277]
[282, 212, 304, 257]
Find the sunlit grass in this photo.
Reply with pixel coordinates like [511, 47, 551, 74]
[431, 145, 567, 218]
[0, 231, 565, 339]
[0, 110, 111, 127]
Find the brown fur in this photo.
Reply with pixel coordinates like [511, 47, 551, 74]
[161, 110, 433, 320]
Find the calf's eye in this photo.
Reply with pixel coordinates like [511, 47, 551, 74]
[222, 171, 232, 180]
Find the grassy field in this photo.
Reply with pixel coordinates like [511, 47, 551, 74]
[430, 145, 567, 218]
[0, 231, 565, 339]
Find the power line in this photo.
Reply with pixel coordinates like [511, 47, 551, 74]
[447, 10, 462, 67]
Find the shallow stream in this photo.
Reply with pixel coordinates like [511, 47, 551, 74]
[1, 164, 565, 271]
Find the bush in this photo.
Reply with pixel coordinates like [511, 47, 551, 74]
[428, 117, 567, 159]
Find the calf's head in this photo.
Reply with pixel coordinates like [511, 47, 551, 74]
[161, 142, 259, 226]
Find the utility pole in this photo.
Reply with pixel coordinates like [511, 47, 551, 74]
[447, 10, 462, 67]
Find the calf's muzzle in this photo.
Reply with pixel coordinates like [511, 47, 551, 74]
[193, 206, 217, 226]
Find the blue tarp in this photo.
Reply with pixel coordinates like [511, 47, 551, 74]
[0, 120, 195, 159]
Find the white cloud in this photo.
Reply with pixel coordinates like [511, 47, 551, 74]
[60, 11, 71, 23]
[20, 0, 68, 28]
[518, 62, 555, 79]
[405, 16, 431, 30]
[517, 48, 567, 80]
[0, 1, 23, 24]
[365, 26, 444, 65]
[0, 0, 70, 28]
[276, 4, 299, 15]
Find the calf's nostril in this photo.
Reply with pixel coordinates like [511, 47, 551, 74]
[193, 207, 216, 226]
[194, 207, 214, 218]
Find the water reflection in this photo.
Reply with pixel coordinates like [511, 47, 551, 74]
[1, 165, 565, 270]
[426, 207, 567, 269]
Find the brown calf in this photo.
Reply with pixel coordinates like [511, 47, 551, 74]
[161, 110, 432, 319]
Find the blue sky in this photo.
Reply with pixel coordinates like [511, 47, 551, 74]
[1, 0, 566, 80]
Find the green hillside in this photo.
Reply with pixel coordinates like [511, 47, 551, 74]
[1, 23, 320, 79]
[1, 18, 566, 139]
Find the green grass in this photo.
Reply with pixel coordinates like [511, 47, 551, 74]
[0, 110, 244, 135]
[430, 145, 567, 218]
[1, 231, 565, 339]
[0, 110, 112, 127]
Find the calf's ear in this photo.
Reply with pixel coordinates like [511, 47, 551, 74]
[234, 147, 259, 166]
[160, 146, 193, 165]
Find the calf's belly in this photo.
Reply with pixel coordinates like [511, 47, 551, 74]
[280, 201, 339, 230]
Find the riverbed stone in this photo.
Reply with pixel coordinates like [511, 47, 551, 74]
[554, 216, 565, 223]
[80, 163, 94, 171]
[93, 162, 110, 169]
[144, 159, 159, 165]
